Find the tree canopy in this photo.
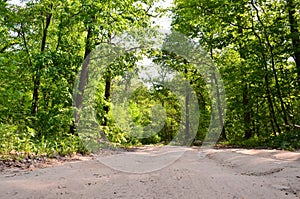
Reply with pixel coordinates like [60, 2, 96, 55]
[0, 0, 299, 158]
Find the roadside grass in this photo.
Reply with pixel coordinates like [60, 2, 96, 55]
[1, 122, 299, 161]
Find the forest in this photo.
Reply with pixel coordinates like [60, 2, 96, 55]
[0, 0, 300, 159]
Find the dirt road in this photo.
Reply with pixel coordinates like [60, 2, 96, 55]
[0, 147, 299, 199]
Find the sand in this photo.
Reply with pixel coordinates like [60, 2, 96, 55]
[0, 147, 299, 199]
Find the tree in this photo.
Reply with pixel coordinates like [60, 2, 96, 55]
[172, 0, 300, 147]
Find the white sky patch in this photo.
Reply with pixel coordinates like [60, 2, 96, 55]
[8, 0, 26, 6]
[135, 0, 174, 89]
[137, 57, 159, 79]
[119, 0, 175, 90]
[151, 0, 174, 30]
[136, 56, 176, 90]
[288, 57, 295, 63]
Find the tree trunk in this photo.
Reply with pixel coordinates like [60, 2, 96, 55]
[287, 0, 300, 84]
[250, 9, 281, 135]
[213, 71, 226, 141]
[31, 6, 52, 115]
[103, 70, 111, 127]
[74, 27, 92, 125]
[236, 18, 253, 139]
[209, 48, 226, 141]
[243, 84, 252, 139]
[264, 74, 281, 135]
[251, 2, 289, 128]
[184, 68, 190, 144]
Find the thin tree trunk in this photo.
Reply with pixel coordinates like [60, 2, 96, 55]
[243, 84, 252, 139]
[265, 74, 280, 135]
[251, 1, 289, 128]
[210, 48, 226, 141]
[236, 19, 253, 139]
[184, 68, 190, 144]
[31, 5, 52, 115]
[250, 8, 281, 135]
[212, 71, 226, 141]
[103, 70, 111, 127]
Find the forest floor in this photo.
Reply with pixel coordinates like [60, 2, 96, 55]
[0, 146, 300, 199]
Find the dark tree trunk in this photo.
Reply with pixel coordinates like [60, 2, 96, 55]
[250, 11, 281, 135]
[103, 70, 111, 127]
[264, 74, 281, 135]
[252, 2, 289, 128]
[184, 68, 190, 144]
[31, 6, 52, 115]
[209, 47, 226, 141]
[237, 19, 253, 139]
[287, 0, 300, 85]
[243, 84, 252, 139]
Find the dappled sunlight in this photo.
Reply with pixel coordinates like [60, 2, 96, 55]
[232, 149, 300, 162]
[97, 146, 189, 173]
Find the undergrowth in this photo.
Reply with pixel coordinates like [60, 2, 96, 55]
[218, 132, 300, 151]
[1, 121, 299, 161]
[0, 123, 88, 160]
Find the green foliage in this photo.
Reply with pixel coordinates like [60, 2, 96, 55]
[1, 0, 300, 159]
[0, 124, 33, 156]
[0, 0, 158, 157]
[173, 0, 300, 149]
[268, 130, 300, 150]
[0, 123, 86, 159]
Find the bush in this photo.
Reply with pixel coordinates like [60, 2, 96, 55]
[0, 123, 87, 159]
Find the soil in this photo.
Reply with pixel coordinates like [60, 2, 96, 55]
[0, 146, 300, 199]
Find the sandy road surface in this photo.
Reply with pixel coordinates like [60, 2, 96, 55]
[0, 147, 300, 199]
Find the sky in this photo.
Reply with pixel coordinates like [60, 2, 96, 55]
[9, 0, 26, 6]
[152, 0, 173, 30]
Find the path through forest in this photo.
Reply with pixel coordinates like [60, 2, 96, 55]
[0, 147, 300, 199]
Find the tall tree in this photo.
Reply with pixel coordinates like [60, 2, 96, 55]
[173, 0, 300, 144]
